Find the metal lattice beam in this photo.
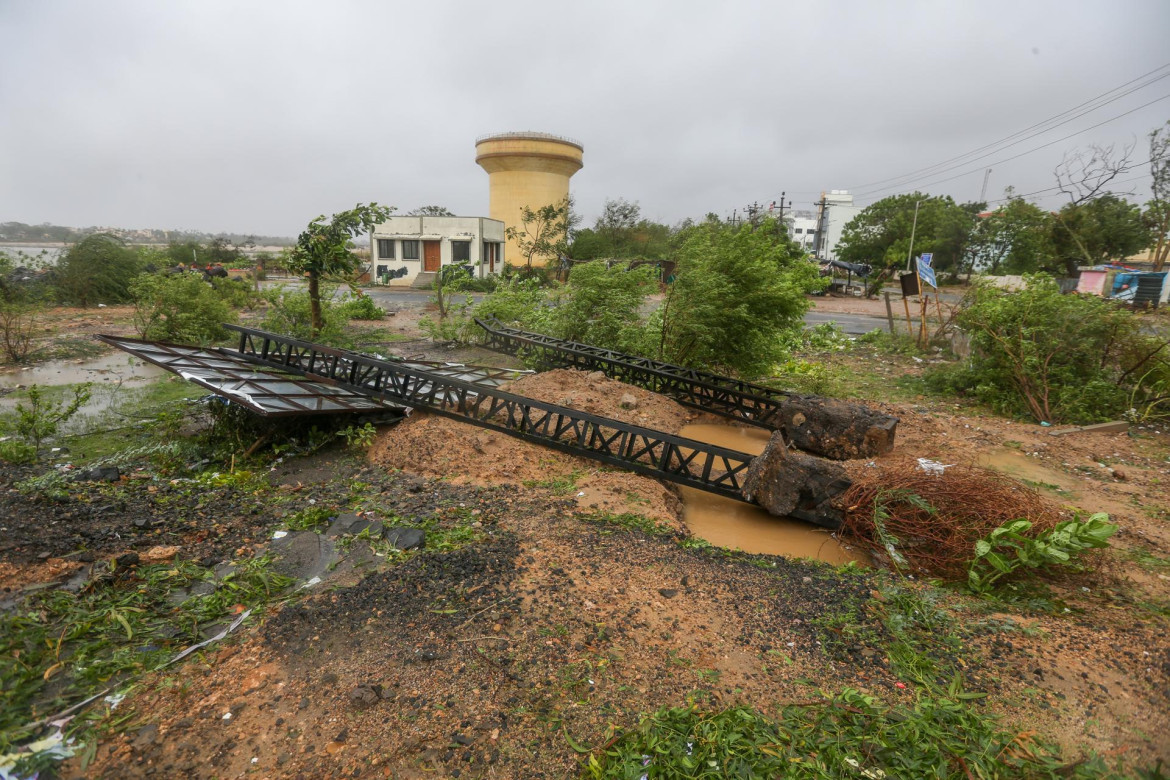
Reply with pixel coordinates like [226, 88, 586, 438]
[94, 335, 399, 417]
[474, 316, 790, 428]
[224, 325, 755, 501]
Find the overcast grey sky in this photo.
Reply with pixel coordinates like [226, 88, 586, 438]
[2, 0, 1168, 237]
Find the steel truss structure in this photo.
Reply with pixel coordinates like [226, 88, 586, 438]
[475, 317, 791, 429]
[224, 325, 754, 501]
[94, 336, 400, 417]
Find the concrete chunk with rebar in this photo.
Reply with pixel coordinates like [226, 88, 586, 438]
[741, 431, 853, 529]
[770, 396, 898, 461]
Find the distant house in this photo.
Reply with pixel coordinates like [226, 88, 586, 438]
[368, 216, 505, 286]
[779, 210, 819, 253]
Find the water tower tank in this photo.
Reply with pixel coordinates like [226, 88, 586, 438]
[475, 132, 584, 268]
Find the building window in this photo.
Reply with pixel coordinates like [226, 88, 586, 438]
[451, 240, 471, 263]
[377, 239, 394, 259]
[794, 228, 803, 234]
[401, 240, 419, 260]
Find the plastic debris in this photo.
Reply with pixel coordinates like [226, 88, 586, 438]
[0, 730, 75, 780]
[915, 458, 953, 476]
[272, 530, 288, 540]
[103, 692, 126, 710]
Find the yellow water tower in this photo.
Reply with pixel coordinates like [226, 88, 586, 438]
[475, 132, 584, 268]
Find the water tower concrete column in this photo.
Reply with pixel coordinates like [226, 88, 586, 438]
[475, 132, 583, 268]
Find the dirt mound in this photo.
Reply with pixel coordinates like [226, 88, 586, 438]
[367, 369, 708, 529]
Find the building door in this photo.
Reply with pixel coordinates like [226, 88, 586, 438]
[484, 241, 497, 273]
[423, 240, 441, 272]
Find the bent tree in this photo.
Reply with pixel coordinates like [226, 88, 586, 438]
[288, 204, 394, 337]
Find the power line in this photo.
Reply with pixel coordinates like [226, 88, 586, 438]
[848, 63, 1170, 193]
[982, 153, 1167, 206]
[855, 93, 1170, 201]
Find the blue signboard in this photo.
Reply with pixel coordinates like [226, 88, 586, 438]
[920, 252, 933, 268]
[917, 256, 937, 288]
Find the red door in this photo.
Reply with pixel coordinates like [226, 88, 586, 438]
[423, 241, 441, 272]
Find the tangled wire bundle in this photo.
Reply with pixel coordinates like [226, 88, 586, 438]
[839, 458, 1067, 579]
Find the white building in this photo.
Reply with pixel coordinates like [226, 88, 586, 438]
[780, 211, 819, 253]
[369, 216, 505, 286]
[813, 190, 862, 262]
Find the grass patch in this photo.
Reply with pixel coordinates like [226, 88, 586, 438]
[1125, 547, 1170, 573]
[283, 505, 336, 531]
[523, 470, 584, 496]
[582, 693, 1125, 779]
[579, 511, 676, 537]
[588, 577, 1149, 778]
[0, 555, 294, 755]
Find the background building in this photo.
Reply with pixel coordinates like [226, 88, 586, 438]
[780, 210, 819, 254]
[369, 215, 504, 286]
[813, 190, 862, 262]
[475, 132, 583, 267]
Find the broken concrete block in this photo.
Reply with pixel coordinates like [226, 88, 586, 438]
[325, 513, 383, 539]
[741, 431, 852, 529]
[382, 526, 424, 551]
[771, 397, 898, 460]
[71, 466, 122, 482]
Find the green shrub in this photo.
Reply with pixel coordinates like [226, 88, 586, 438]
[857, 328, 924, 355]
[130, 273, 236, 344]
[260, 285, 349, 345]
[935, 275, 1169, 423]
[771, 358, 845, 396]
[654, 217, 822, 376]
[967, 513, 1117, 594]
[210, 276, 261, 310]
[54, 234, 143, 307]
[335, 293, 385, 320]
[14, 383, 92, 453]
[470, 277, 552, 332]
[546, 261, 657, 352]
[0, 439, 37, 465]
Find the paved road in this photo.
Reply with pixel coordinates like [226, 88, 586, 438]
[278, 281, 904, 335]
[803, 310, 901, 335]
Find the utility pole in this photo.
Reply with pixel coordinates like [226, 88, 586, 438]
[979, 168, 993, 203]
[905, 199, 921, 271]
[777, 191, 790, 222]
[812, 193, 830, 260]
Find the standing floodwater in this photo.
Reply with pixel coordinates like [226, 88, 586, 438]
[677, 423, 863, 565]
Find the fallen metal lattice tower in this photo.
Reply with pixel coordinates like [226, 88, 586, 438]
[222, 325, 755, 501]
[474, 317, 899, 460]
[94, 335, 403, 417]
[475, 316, 788, 429]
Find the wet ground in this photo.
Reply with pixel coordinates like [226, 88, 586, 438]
[676, 423, 861, 563]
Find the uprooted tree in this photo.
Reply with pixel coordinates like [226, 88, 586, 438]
[287, 203, 394, 338]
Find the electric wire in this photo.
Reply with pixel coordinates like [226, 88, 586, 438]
[855, 93, 1170, 202]
[848, 63, 1170, 192]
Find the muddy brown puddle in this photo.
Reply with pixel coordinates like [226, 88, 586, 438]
[677, 423, 863, 565]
